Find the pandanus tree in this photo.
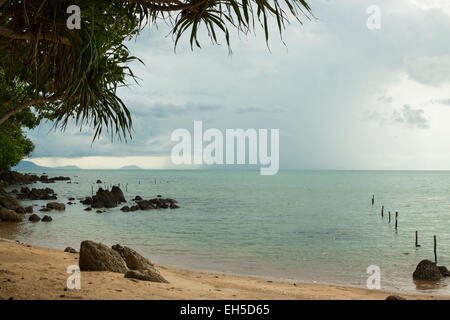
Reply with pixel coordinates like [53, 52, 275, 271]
[0, 0, 312, 142]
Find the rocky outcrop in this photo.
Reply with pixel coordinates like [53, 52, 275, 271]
[124, 269, 168, 283]
[17, 187, 57, 200]
[0, 208, 23, 222]
[39, 175, 70, 183]
[133, 196, 143, 201]
[0, 171, 39, 186]
[79, 240, 128, 273]
[0, 187, 26, 213]
[28, 214, 41, 222]
[25, 206, 33, 213]
[46, 202, 66, 211]
[42, 215, 52, 222]
[82, 187, 126, 209]
[120, 206, 130, 212]
[64, 247, 77, 253]
[413, 260, 442, 281]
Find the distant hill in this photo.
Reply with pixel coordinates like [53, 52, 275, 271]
[12, 160, 48, 170]
[12, 160, 80, 170]
[119, 165, 143, 170]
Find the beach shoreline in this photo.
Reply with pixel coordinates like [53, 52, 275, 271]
[0, 237, 447, 300]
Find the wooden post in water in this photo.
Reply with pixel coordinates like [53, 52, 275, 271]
[415, 231, 418, 247]
[434, 235, 437, 264]
[388, 211, 391, 223]
[395, 211, 398, 230]
[381, 206, 384, 218]
[91, 185, 93, 196]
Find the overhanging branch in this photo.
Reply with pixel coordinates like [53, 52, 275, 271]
[0, 26, 71, 45]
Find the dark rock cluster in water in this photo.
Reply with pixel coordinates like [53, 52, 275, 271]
[120, 197, 179, 212]
[412, 259, 450, 281]
[81, 186, 126, 209]
[16, 187, 57, 200]
[0, 171, 70, 186]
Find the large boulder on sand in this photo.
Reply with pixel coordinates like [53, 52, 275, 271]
[413, 260, 442, 281]
[112, 244, 155, 270]
[0, 208, 23, 222]
[79, 240, 128, 273]
[125, 269, 168, 283]
[112, 244, 168, 283]
[46, 202, 66, 211]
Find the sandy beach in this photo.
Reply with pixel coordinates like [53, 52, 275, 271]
[0, 238, 447, 300]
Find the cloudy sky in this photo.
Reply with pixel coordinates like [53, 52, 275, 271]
[27, 0, 450, 170]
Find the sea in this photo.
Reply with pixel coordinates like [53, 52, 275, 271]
[1, 169, 449, 294]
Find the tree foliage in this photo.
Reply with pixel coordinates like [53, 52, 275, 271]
[0, 69, 39, 171]
[0, 0, 312, 156]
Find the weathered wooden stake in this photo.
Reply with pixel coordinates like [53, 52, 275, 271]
[381, 205, 384, 217]
[434, 235, 437, 264]
[395, 211, 398, 230]
[415, 231, 418, 247]
[91, 185, 93, 196]
[388, 211, 391, 223]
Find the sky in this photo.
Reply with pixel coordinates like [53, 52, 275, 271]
[26, 0, 450, 170]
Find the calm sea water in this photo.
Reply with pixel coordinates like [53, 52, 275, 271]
[1, 169, 449, 294]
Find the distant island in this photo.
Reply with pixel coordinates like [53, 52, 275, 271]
[119, 165, 143, 170]
[12, 160, 81, 170]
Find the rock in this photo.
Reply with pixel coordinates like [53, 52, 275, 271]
[0, 187, 26, 213]
[130, 205, 140, 211]
[46, 202, 66, 211]
[39, 207, 52, 212]
[96, 180, 102, 184]
[42, 215, 52, 222]
[68, 197, 75, 201]
[92, 188, 118, 208]
[28, 214, 41, 222]
[133, 196, 143, 201]
[64, 247, 77, 253]
[111, 186, 126, 203]
[120, 206, 130, 212]
[81, 197, 93, 205]
[0, 208, 23, 222]
[0, 171, 39, 185]
[386, 295, 406, 300]
[112, 244, 155, 270]
[40, 176, 70, 183]
[413, 259, 442, 281]
[137, 200, 156, 210]
[25, 206, 33, 213]
[11, 189, 18, 193]
[79, 240, 128, 273]
[84, 207, 92, 211]
[96, 210, 103, 214]
[438, 266, 450, 277]
[67, 202, 73, 205]
[124, 269, 168, 283]
[170, 203, 180, 209]
[92, 201, 105, 209]
[17, 187, 57, 200]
